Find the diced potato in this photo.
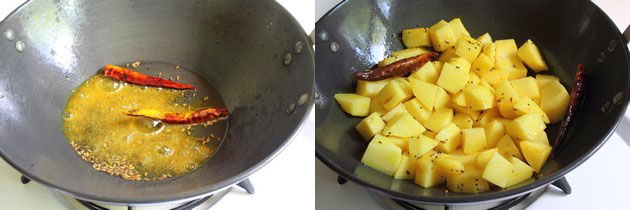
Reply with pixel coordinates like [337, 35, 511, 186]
[455, 36, 483, 62]
[409, 61, 439, 84]
[482, 43, 496, 62]
[391, 47, 433, 59]
[403, 98, 433, 124]
[402, 28, 432, 48]
[484, 120, 505, 148]
[448, 57, 472, 74]
[438, 47, 458, 63]
[388, 136, 408, 151]
[517, 39, 548, 72]
[410, 78, 438, 111]
[495, 58, 527, 80]
[450, 149, 478, 166]
[475, 148, 499, 169]
[415, 151, 446, 187]
[494, 80, 520, 119]
[540, 80, 570, 123]
[361, 137, 403, 176]
[437, 62, 469, 94]
[356, 112, 386, 140]
[474, 107, 500, 127]
[482, 153, 514, 188]
[408, 135, 439, 159]
[506, 113, 546, 141]
[369, 96, 387, 115]
[394, 153, 417, 180]
[495, 39, 519, 61]
[462, 127, 487, 154]
[382, 103, 409, 121]
[392, 77, 412, 93]
[510, 77, 540, 99]
[452, 92, 467, 107]
[435, 123, 461, 153]
[452, 104, 481, 120]
[435, 153, 465, 176]
[481, 69, 509, 87]
[513, 96, 550, 124]
[520, 141, 552, 172]
[496, 135, 524, 160]
[479, 80, 494, 93]
[433, 61, 444, 73]
[376, 80, 413, 110]
[477, 33, 492, 44]
[334, 93, 371, 116]
[434, 87, 451, 110]
[429, 20, 457, 51]
[424, 130, 438, 139]
[447, 167, 490, 193]
[452, 112, 473, 129]
[529, 130, 550, 145]
[448, 18, 471, 40]
[466, 71, 481, 88]
[357, 79, 392, 97]
[535, 74, 559, 89]
[383, 113, 427, 138]
[425, 107, 454, 132]
[463, 85, 494, 110]
[378, 56, 403, 67]
[471, 54, 495, 77]
[506, 156, 534, 187]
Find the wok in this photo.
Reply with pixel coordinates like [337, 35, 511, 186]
[316, 0, 630, 204]
[0, 0, 314, 205]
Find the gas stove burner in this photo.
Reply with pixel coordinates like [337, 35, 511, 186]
[20, 175, 254, 210]
[336, 176, 571, 210]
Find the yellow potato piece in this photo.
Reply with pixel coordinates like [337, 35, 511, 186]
[402, 28, 432, 48]
[334, 93, 371, 116]
[429, 20, 457, 51]
[482, 153, 514, 188]
[361, 136, 402, 176]
[383, 113, 426, 138]
[517, 39, 548, 72]
[355, 112, 386, 140]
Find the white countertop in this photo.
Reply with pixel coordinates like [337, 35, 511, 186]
[315, 0, 630, 209]
[0, 1, 315, 209]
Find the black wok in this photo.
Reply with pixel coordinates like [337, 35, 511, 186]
[316, 0, 630, 204]
[0, 0, 314, 205]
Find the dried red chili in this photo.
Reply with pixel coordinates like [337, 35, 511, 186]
[103, 64, 195, 90]
[351, 52, 439, 81]
[125, 107, 229, 124]
[553, 64, 586, 154]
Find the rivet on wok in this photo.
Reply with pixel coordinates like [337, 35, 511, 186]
[596, 52, 606, 63]
[608, 40, 617, 52]
[601, 101, 612, 113]
[613, 92, 624, 105]
[314, 92, 320, 99]
[283, 53, 292, 66]
[0, 92, 4, 98]
[318, 31, 329, 41]
[286, 103, 296, 114]
[15, 40, 25, 52]
[330, 42, 339, 53]
[3, 29, 14, 41]
[294, 41, 303, 54]
[298, 93, 309, 106]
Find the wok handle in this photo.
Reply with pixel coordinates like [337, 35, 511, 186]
[623, 25, 630, 44]
[309, 30, 316, 46]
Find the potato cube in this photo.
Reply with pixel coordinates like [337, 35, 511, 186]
[479, 80, 494, 93]
[462, 127, 487, 154]
[482, 153, 514, 188]
[477, 33, 492, 44]
[409, 78, 438, 110]
[463, 85, 495, 110]
[378, 56, 402, 67]
[484, 120, 505, 148]
[452, 112, 473, 129]
[520, 141, 552, 172]
[466, 71, 481, 88]
[455, 36, 483, 62]
[450, 149, 478, 166]
[495, 58, 527, 80]
[471, 54, 495, 77]
[540, 80, 569, 123]
[388, 136, 408, 151]
[448, 18, 471, 40]
[447, 167, 490, 193]
[429, 20, 457, 51]
[361, 137, 402, 176]
[510, 77, 540, 99]
[535, 74, 559, 89]
[481, 69, 509, 87]
[376, 80, 413, 110]
[357, 79, 392, 97]
[433, 61, 444, 73]
[408, 135, 439, 159]
[393, 77, 412, 93]
[494, 80, 520, 119]
[495, 39, 519, 61]
[382, 103, 409, 121]
[394, 153, 417, 180]
[356, 112, 386, 140]
[425, 107, 454, 132]
[474, 107, 500, 127]
[334, 93, 371, 116]
[415, 151, 446, 187]
[424, 130, 438, 139]
[517, 39, 548, 72]
[475, 148, 499, 169]
[434, 87, 451, 110]
[482, 43, 496, 62]
[513, 96, 550, 124]
[438, 47, 458, 63]
[452, 104, 481, 121]
[402, 28, 432, 48]
[437, 62, 469, 94]
[452, 92, 467, 107]
[448, 57, 472, 74]
[409, 61, 439, 84]
[391, 47, 433, 59]
[435, 153, 465, 176]
[506, 113, 546, 141]
[496, 135, 524, 160]
[506, 156, 534, 187]
[383, 113, 427, 138]
[529, 130, 549, 145]
[434, 123, 461, 153]
[403, 98, 432, 124]
[369, 96, 387, 115]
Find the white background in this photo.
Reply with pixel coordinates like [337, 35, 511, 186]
[314, 0, 630, 209]
[0, 0, 315, 210]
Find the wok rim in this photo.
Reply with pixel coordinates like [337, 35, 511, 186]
[0, 0, 316, 205]
[315, 0, 630, 204]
